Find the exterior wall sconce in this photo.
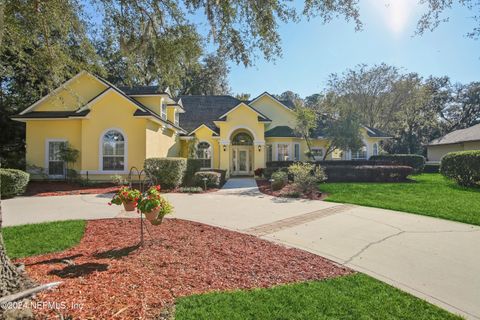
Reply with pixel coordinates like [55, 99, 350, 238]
[223, 145, 227, 152]
[258, 145, 262, 152]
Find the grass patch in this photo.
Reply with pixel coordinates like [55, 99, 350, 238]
[319, 174, 480, 225]
[3, 220, 86, 259]
[175, 273, 460, 320]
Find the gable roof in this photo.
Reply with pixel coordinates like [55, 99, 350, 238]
[428, 123, 480, 146]
[177, 95, 243, 133]
[363, 126, 392, 138]
[265, 126, 300, 138]
[11, 110, 90, 120]
[217, 102, 271, 121]
[118, 85, 167, 95]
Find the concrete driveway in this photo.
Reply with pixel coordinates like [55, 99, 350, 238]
[3, 178, 480, 319]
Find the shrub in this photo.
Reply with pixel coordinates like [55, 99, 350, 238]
[254, 168, 264, 177]
[202, 169, 227, 186]
[184, 159, 203, 186]
[440, 150, 480, 187]
[288, 162, 327, 193]
[424, 163, 440, 173]
[324, 165, 413, 182]
[144, 157, 187, 189]
[370, 154, 425, 173]
[178, 186, 203, 193]
[280, 190, 301, 198]
[194, 171, 222, 189]
[271, 170, 288, 191]
[0, 168, 30, 198]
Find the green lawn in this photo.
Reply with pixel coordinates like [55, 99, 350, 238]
[3, 220, 86, 259]
[175, 274, 460, 320]
[319, 174, 480, 226]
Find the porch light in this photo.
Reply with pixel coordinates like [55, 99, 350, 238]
[258, 145, 261, 152]
[223, 145, 227, 152]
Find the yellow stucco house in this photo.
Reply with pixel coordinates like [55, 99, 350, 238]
[12, 71, 390, 180]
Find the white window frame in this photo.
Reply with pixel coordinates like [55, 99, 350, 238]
[293, 143, 301, 161]
[265, 144, 273, 162]
[276, 143, 291, 161]
[161, 100, 167, 120]
[45, 139, 67, 179]
[352, 145, 368, 160]
[196, 140, 213, 169]
[373, 143, 378, 156]
[174, 110, 179, 126]
[99, 128, 128, 173]
[311, 147, 325, 161]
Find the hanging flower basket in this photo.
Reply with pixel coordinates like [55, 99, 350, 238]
[137, 185, 173, 226]
[109, 186, 141, 211]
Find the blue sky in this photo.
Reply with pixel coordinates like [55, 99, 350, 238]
[221, 1, 480, 97]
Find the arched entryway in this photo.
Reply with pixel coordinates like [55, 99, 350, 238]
[230, 130, 254, 176]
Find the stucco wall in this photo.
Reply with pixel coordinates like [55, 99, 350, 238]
[249, 95, 296, 129]
[427, 141, 480, 162]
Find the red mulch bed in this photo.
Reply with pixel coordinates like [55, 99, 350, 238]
[25, 181, 119, 197]
[25, 181, 218, 197]
[256, 179, 326, 200]
[18, 219, 351, 319]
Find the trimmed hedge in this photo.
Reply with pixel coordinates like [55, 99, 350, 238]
[1, 168, 30, 198]
[184, 159, 203, 186]
[267, 160, 391, 168]
[144, 157, 187, 189]
[325, 165, 413, 182]
[194, 171, 222, 188]
[440, 150, 480, 187]
[370, 154, 425, 174]
[424, 163, 440, 173]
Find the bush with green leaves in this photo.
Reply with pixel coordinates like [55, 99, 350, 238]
[184, 159, 203, 186]
[178, 186, 203, 193]
[194, 171, 222, 189]
[288, 162, 327, 193]
[0, 168, 30, 198]
[440, 150, 480, 187]
[370, 154, 425, 173]
[144, 158, 187, 189]
[271, 170, 288, 191]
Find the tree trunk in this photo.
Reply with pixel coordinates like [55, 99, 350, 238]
[0, 196, 31, 297]
[304, 134, 315, 161]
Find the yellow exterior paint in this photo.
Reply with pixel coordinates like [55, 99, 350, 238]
[35, 72, 107, 112]
[18, 72, 391, 180]
[249, 94, 296, 129]
[427, 141, 480, 162]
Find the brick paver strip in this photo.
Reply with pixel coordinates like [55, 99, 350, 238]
[243, 204, 356, 236]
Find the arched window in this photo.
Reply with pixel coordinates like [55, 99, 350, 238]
[373, 143, 378, 156]
[232, 132, 253, 145]
[102, 129, 125, 171]
[352, 145, 367, 160]
[197, 141, 212, 168]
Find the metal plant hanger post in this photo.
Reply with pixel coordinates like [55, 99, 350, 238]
[128, 167, 155, 246]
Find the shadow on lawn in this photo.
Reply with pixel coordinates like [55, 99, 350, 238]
[93, 244, 140, 259]
[49, 263, 109, 278]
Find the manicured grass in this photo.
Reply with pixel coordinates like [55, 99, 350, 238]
[3, 220, 86, 259]
[175, 274, 460, 320]
[319, 174, 480, 225]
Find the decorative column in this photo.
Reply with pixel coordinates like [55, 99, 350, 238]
[254, 140, 265, 170]
[219, 140, 231, 177]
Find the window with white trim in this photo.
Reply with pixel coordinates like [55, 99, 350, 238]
[294, 143, 300, 161]
[266, 144, 273, 162]
[311, 148, 324, 161]
[48, 141, 67, 176]
[102, 130, 125, 171]
[373, 143, 378, 156]
[352, 145, 367, 160]
[277, 144, 290, 161]
[161, 101, 167, 120]
[197, 141, 212, 168]
[174, 111, 179, 126]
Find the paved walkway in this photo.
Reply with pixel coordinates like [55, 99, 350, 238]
[3, 178, 480, 319]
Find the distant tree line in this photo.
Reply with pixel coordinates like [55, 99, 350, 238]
[276, 64, 480, 155]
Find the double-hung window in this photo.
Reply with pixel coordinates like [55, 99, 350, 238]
[294, 143, 300, 161]
[197, 141, 212, 168]
[266, 144, 273, 162]
[102, 130, 125, 171]
[277, 144, 290, 161]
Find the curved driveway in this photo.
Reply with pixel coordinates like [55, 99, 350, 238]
[3, 178, 480, 319]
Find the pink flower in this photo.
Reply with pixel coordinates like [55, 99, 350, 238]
[108, 202, 112, 206]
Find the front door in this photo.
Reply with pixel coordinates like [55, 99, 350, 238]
[232, 147, 250, 175]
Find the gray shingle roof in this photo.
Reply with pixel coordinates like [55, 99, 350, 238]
[12, 110, 90, 119]
[364, 126, 392, 138]
[178, 95, 242, 133]
[265, 126, 300, 138]
[118, 85, 165, 95]
[428, 123, 480, 146]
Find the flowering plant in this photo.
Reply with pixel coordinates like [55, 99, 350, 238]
[110, 186, 141, 206]
[137, 185, 173, 217]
